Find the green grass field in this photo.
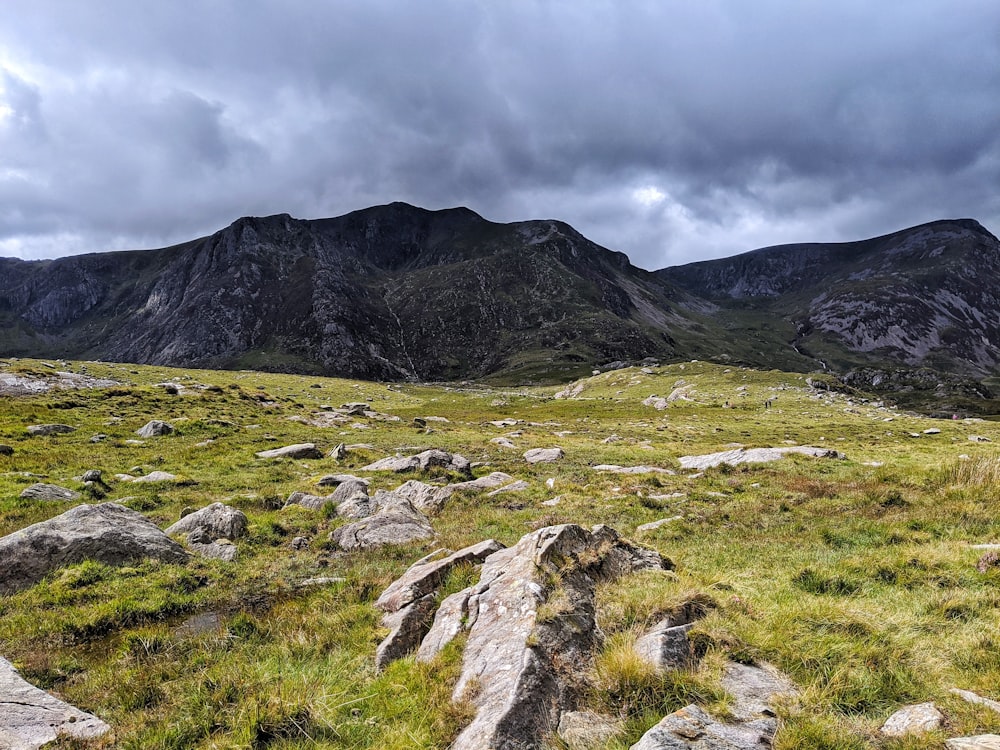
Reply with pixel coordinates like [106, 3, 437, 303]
[1, 358, 998, 748]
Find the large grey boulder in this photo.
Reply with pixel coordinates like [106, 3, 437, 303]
[0, 503, 188, 595]
[0, 656, 110, 748]
[255, 443, 323, 460]
[524, 447, 564, 464]
[678, 446, 844, 471]
[329, 491, 434, 551]
[26, 424, 75, 436]
[164, 502, 248, 543]
[136, 419, 173, 438]
[361, 449, 472, 477]
[18, 483, 80, 502]
[431, 524, 669, 750]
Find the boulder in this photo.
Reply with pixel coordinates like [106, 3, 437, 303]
[81, 469, 103, 484]
[136, 419, 173, 438]
[131, 471, 179, 483]
[285, 491, 334, 511]
[678, 446, 844, 471]
[394, 472, 517, 514]
[19, 483, 80, 502]
[329, 442, 347, 459]
[524, 447, 564, 464]
[642, 396, 669, 410]
[164, 502, 248, 543]
[330, 479, 373, 519]
[329, 491, 434, 551]
[0, 444, 13, 456]
[880, 702, 944, 737]
[361, 449, 472, 477]
[189, 539, 238, 562]
[316, 473, 368, 487]
[634, 620, 696, 672]
[433, 524, 669, 750]
[0, 656, 110, 748]
[26, 424, 75, 436]
[0, 502, 188, 594]
[255, 443, 323, 460]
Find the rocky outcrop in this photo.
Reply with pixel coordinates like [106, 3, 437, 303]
[361, 449, 472, 478]
[164, 502, 248, 542]
[0, 502, 188, 594]
[329, 491, 434, 551]
[374, 540, 504, 670]
[0, 656, 110, 748]
[255, 443, 323, 460]
[406, 524, 669, 750]
[630, 662, 798, 749]
[18, 483, 80, 502]
[678, 446, 844, 470]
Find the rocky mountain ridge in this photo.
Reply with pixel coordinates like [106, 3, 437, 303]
[2, 205, 998, 403]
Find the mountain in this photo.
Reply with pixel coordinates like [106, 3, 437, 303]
[0, 204, 699, 382]
[660, 218, 1000, 376]
[1, 205, 998, 407]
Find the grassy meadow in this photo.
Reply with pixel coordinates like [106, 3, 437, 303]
[1, 358, 999, 749]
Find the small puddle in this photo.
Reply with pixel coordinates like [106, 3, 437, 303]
[173, 610, 223, 639]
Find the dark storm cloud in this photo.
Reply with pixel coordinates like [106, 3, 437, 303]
[1, 0, 998, 267]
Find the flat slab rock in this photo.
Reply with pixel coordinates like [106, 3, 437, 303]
[678, 446, 844, 471]
[593, 465, 675, 475]
[524, 447, 564, 464]
[0, 656, 110, 749]
[0, 502, 188, 595]
[947, 736, 1000, 749]
[26, 424, 75, 436]
[18, 483, 80, 502]
[255, 443, 323, 459]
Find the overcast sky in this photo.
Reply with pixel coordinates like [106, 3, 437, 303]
[1, 1, 998, 270]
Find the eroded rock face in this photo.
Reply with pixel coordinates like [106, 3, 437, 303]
[255, 443, 323, 459]
[18, 483, 80, 502]
[417, 524, 671, 750]
[0, 502, 188, 595]
[0, 656, 110, 749]
[329, 491, 434, 550]
[164, 502, 248, 543]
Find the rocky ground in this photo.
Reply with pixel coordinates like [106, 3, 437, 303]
[0, 358, 999, 749]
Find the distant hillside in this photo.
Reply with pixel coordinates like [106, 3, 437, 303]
[1, 206, 998, 408]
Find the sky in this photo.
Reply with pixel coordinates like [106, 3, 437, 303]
[1, 1, 998, 270]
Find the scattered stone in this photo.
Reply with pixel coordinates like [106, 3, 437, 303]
[131, 471, 180, 483]
[330, 479, 373, 519]
[329, 491, 434, 551]
[165, 502, 249, 542]
[285, 491, 334, 511]
[329, 442, 347, 460]
[19, 483, 80, 502]
[722, 662, 800, 721]
[0, 656, 111, 748]
[412, 417, 427, 429]
[491, 437, 517, 449]
[297, 576, 346, 587]
[255, 443, 323, 460]
[374, 540, 503, 669]
[81, 469, 103, 483]
[361, 449, 472, 477]
[969, 435, 992, 442]
[541, 497, 561, 506]
[486, 480, 529, 496]
[593, 464, 675, 475]
[136, 419, 173, 438]
[489, 418, 520, 427]
[636, 516, 683, 533]
[26, 423, 75, 436]
[124, 439, 145, 446]
[341, 402, 370, 415]
[557, 711, 623, 749]
[290, 536, 310, 550]
[0, 502, 188, 594]
[923, 427, 942, 435]
[427, 524, 669, 750]
[678, 446, 844, 471]
[601, 434, 622, 444]
[524, 447, 564, 464]
[642, 396, 669, 410]
[950, 688, 1000, 715]
[880, 702, 944, 737]
[0, 444, 13, 456]
[555, 382, 586, 399]
[946, 735, 1000, 749]
[189, 539, 238, 561]
[634, 618, 697, 671]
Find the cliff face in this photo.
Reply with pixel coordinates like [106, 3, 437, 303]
[0, 204, 688, 381]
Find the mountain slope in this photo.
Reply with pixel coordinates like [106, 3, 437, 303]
[659, 219, 1000, 378]
[0, 204, 701, 381]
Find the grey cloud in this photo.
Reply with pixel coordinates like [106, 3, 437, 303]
[0, 1, 998, 268]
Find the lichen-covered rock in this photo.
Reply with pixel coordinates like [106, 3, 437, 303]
[0, 656, 110, 748]
[524, 447, 565, 464]
[136, 419, 173, 437]
[18, 483, 80, 502]
[0, 502, 188, 594]
[329, 491, 434, 550]
[880, 702, 944, 737]
[164, 502, 248, 542]
[255, 443, 323, 460]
